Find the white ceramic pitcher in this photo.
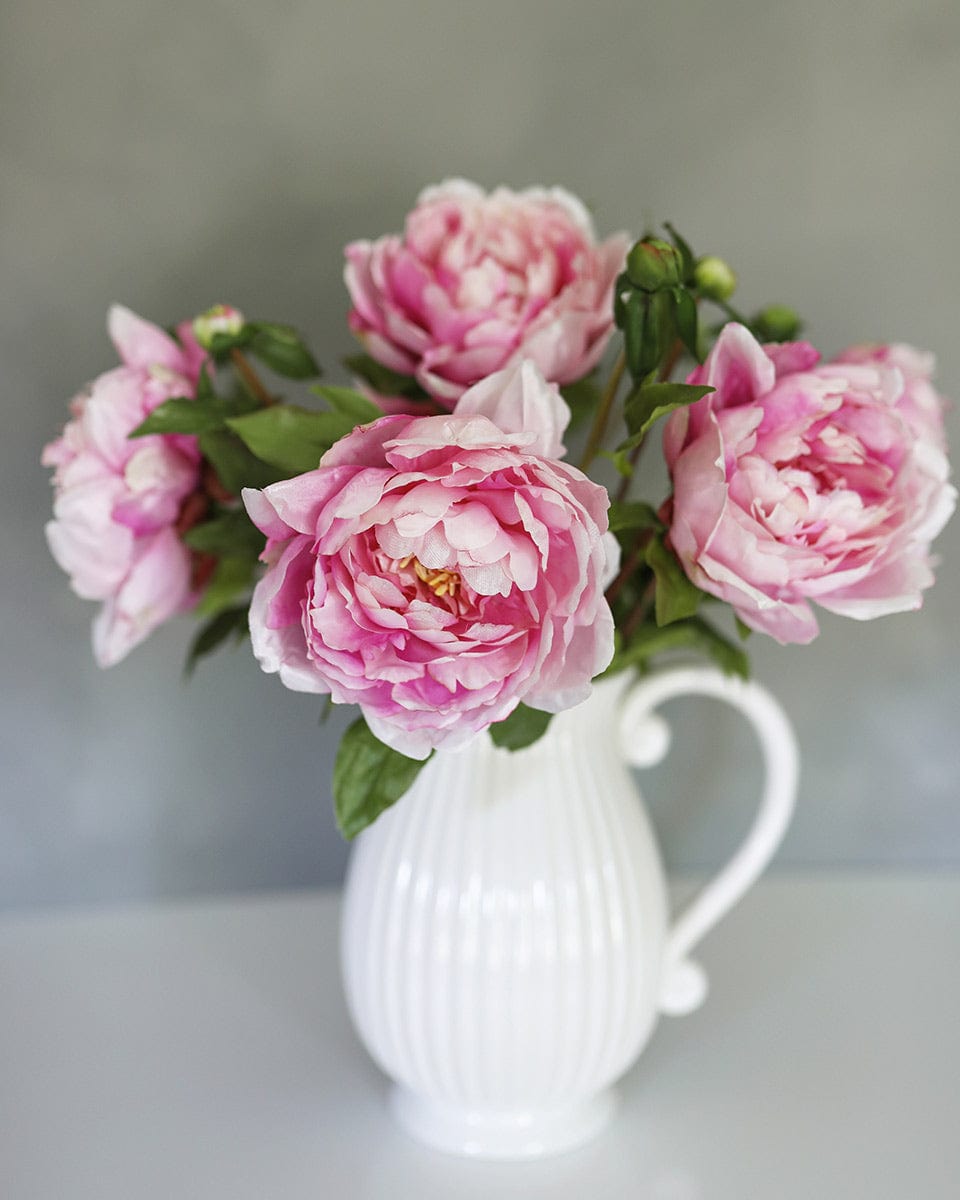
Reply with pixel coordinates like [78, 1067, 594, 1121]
[340, 665, 798, 1159]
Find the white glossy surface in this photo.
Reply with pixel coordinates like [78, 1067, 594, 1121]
[1, 878, 958, 1198]
[340, 667, 797, 1156]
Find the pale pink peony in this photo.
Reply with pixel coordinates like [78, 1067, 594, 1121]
[834, 341, 949, 450]
[345, 179, 629, 407]
[243, 361, 617, 758]
[663, 324, 956, 644]
[43, 306, 208, 666]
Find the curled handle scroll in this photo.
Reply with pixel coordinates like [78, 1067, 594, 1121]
[618, 666, 799, 1016]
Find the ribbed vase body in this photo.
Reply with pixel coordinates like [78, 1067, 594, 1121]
[340, 676, 669, 1156]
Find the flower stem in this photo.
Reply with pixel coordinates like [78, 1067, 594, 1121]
[230, 348, 275, 407]
[613, 336, 684, 503]
[623, 579, 657, 641]
[578, 349, 626, 472]
[715, 299, 750, 327]
[605, 530, 653, 607]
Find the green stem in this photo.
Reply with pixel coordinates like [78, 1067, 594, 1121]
[715, 299, 750, 327]
[613, 335, 684, 503]
[605, 530, 653, 607]
[623, 579, 657, 641]
[578, 349, 626, 472]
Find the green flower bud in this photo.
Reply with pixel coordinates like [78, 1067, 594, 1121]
[193, 304, 246, 350]
[752, 304, 803, 342]
[625, 238, 683, 292]
[693, 255, 737, 302]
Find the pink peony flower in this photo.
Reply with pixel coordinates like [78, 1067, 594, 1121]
[345, 179, 629, 407]
[43, 306, 208, 666]
[243, 361, 617, 758]
[834, 341, 949, 450]
[663, 324, 956, 644]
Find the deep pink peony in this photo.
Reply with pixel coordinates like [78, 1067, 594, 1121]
[243, 361, 617, 758]
[43, 306, 208, 666]
[663, 324, 956, 644]
[345, 179, 629, 407]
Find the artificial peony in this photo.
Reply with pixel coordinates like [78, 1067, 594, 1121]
[243, 361, 616, 758]
[42, 306, 207, 666]
[345, 179, 628, 407]
[663, 324, 956, 644]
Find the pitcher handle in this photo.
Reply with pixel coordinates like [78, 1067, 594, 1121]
[618, 665, 798, 1016]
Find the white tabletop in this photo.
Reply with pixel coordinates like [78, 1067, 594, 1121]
[1, 875, 958, 1199]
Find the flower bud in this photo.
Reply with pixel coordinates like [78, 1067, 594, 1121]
[626, 238, 683, 292]
[192, 304, 245, 350]
[693, 255, 737, 302]
[752, 304, 803, 342]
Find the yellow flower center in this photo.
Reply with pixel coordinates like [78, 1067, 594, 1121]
[396, 555, 461, 599]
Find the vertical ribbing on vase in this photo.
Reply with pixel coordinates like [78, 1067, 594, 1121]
[405, 764, 445, 1098]
[423, 749, 460, 1106]
[577, 723, 619, 1099]
[382, 767, 429, 1085]
[340, 679, 671, 1117]
[561, 723, 606, 1104]
[458, 743, 487, 1110]
[544, 725, 584, 1108]
[598, 755, 641, 1084]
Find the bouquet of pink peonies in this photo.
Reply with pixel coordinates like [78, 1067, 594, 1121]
[43, 180, 956, 836]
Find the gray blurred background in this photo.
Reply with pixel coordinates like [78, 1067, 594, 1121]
[3, 0, 958, 911]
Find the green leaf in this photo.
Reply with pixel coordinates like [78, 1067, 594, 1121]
[644, 533, 704, 625]
[184, 605, 249, 677]
[226, 405, 355, 476]
[612, 270, 631, 329]
[663, 222, 696, 283]
[130, 395, 231, 438]
[195, 362, 217, 401]
[247, 322, 320, 379]
[623, 382, 714, 439]
[205, 327, 255, 362]
[489, 703, 553, 751]
[690, 616, 750, 678]
[195, 555, 258, 619]
[607, 500, 663, 535]
[333, 717, 430, 839]
[343, 352, 429, 400]
[639, 290, 676, 380]
[197, 429, 281, 495]
[735, 616, 754, 641]
[672, 287, 700, 361]
[311, 385, 382, 425]
[607, 615, 749, 679]
[560, 376, 602, 431]
[182, 508, 265, 557]
[622, 291, 647, 379]
[600, 446, 637, 478]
